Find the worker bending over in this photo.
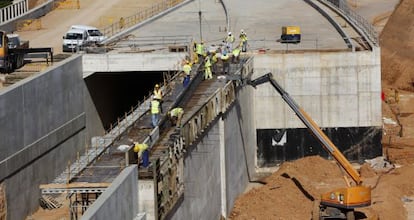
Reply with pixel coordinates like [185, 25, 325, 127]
[133, 142, 149, 168]
[168, 107, 184, 128]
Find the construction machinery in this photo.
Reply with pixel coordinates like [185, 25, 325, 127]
[247, 73, 371, 220]
[0, 30, 53, 73]
[280, 26, 301, 44]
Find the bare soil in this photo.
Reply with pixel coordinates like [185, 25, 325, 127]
[230, 0, 414, 219]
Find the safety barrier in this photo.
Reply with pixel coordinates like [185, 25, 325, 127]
[319, 0, 378, 46]
[0, 0, 28, 24]
[101, 0, 184, 39]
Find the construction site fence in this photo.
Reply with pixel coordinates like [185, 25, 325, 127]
[320, 0, 378, 45]
[0, 0, 28, 24]
[101, 0, 184, 39]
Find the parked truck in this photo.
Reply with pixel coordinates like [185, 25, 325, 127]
[0, 30, 53, 73]
[248, 73, 371, 220]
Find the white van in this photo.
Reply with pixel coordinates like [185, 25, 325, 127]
[62, 28, 88, 52]
[70, 25, 107, 44]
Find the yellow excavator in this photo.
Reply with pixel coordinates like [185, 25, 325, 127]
[247, 73, 371, 220]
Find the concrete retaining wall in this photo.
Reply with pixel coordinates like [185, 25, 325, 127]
[138, 180, 155, 220]
[252, 49, 381, 129]
[223, 85, 256, 214]
[170, 85, 256, 219]
[171, 123, 222, 220]
[0, 55, 105, 220]
[81, 165, 139, 220]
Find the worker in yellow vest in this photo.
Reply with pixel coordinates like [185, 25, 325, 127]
[239, 29, 248, 52]
[232, 46, 241, 63]
[153, 84, 163, 113]
[168, 107, 184, 128]
[182, 61, 192, 87]
[221, 51, 230, 74]
[195, 41, 205, 63]
[150, 96, 161, 128]
[225, 32, 235, 52]
[133, 142, 149, 167]
[204, 55, 213, 80]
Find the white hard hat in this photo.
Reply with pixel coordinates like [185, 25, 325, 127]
[228, 32, 232, 35]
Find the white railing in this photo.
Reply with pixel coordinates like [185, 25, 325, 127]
[0, 0, 28, 24]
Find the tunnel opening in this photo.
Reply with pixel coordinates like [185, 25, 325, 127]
[85, 71, 165, 130]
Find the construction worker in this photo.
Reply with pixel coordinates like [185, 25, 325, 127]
[211, 51, 218, 74]
[195, 41, 205, 63]
[225, 32, 235, 52]
[133, 142, 149, 167]
[204, 55, 213, 80]
[239, 29, 248, 52]
[182, 60, 192, 87]
[150, 96, 160, 128]
[153, 84, 163, 113]
[168, 107, 184, 128]
[232, 46, 241, 63]
[221, 50, 230, 74]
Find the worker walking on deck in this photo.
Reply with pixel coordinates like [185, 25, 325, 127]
[195, 41, 205, 63]
[204, 55, 213, 80]
[225, 32, 235, 52]
[153, 84, 163, 113]
[221, 51, 230, 74]
[133, 142, 149, 168]
[239, 29, 248, 52]
[168, 107, 184, 128]
[182, 60, 192, 87]
[150, 96, 161, 128]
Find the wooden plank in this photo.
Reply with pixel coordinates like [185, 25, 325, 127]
[39, 182, 111, 189]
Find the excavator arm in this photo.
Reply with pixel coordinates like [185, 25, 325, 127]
[248, 72, 371, 218]
[248, 72, 362, 185]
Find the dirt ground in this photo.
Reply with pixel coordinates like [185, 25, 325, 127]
[230, 0, 414, 219]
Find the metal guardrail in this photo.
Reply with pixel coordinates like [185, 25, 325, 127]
[101, 0, 184, 39]
[0, 0, 28, 24]
[320, 0, 378, 45]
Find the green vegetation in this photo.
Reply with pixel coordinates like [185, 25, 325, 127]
[0, 0, 13, 8]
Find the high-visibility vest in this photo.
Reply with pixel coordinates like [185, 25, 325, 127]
[212, 54, 218, 63]
[226, 35, 235, 43]
[134, 143, 148, 155]
[153, 89, 162, 100]
[151, 100, 160, 114]
[240, 34, 248, 42]
[183, 64, 191, 75]
[205, 57, 211, 67]
[221, 53, 229, 61]
[170, 108, 184, 117]
[196, 43, 204, 55]
[232, 48, 241, 57]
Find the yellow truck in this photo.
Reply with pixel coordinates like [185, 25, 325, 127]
[280, 26, 301, 44]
